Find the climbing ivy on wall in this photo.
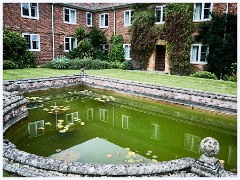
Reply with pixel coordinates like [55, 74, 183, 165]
[162, 3, 194, 75]
[130, 4, 162, 70]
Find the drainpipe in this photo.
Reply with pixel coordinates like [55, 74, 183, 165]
[226, 3, 229, 14]
[52, 3, 55, 60]
[112, 6, 116, 35]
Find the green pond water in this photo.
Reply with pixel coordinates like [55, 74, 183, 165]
[4, 85, 237, 171]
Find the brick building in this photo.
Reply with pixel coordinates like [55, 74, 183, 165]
[3, 2, 237, 72]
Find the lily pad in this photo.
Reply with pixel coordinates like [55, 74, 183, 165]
[151, 159, 158, 163]
[80, 122, 85, 125]
[106, 154, 112, 158]
[125, 148, 130, 151]
[128, 159, 135, 163]
[128, 151, 135, 156]
[56, 149, 61, 152]
[125, 155, 131, 159]
[152, 155, 157, 158]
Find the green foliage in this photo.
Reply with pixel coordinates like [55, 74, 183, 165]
[222, 75, 237, 82]
[121, 60, 133, 70]
[162, 3, 194, 75]
[130, 7, 161, 69]
[68, 58, 112, 70]
[68, 27, 108, 61]
[51, 56, 70, 69]
[108, 34, 124, 63]
[190, 71, 217, 80]
[111, 61, 122, 69]
[3, 60, 18, 69]
[3, 28, 36, 69]
[196, 13, 237, 79]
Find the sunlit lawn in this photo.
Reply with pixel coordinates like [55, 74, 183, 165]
[3, 68, 237, 95]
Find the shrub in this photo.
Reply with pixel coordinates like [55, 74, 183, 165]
[111, 61, 122, 69]
[190, 71, 218, 80]
[41, 61, 53, 68]
[68, 58, 112, 70]
[108, 34, 124, 63]
[3, 60, 18, 69]
[121, 60, 133, 70]
[223, 75, 237, 82]
[51, 56, 70, 69]
[3, 28, 36, 68]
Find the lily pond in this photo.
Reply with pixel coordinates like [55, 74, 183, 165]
[4, 85, 237, 171]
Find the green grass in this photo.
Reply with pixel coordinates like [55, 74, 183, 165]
[3, 68, 237, 95]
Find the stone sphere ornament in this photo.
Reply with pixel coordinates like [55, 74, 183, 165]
[200, 137, 220, 157]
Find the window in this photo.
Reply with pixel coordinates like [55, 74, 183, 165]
[87, 108, 93, 121]
[86, 12, 92, 27]
[122, 115, 129, 130]
[190, 44, 208, 64]
[101, 44, 108, 55]
[193, 3, 212, 21]
[64, 37, 77, 51]
[100, 108, 108, 122]
[123, 44, 131, 60]
[228, 146, 237, 166]
[22, 33, 40, 51]
[124, 10, 134, 26]
[184, 133, 201, 153]
[150, 123, 160, 139]
[99, 13, 109, 28]
[155, 6, 166, 23]
[64, 8, 76, 24]
[21, 3, 39, 19]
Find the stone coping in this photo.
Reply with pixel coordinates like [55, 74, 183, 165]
[3, 74, 237, 177]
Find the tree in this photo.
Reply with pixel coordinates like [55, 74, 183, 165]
[196, 13, 237, 79]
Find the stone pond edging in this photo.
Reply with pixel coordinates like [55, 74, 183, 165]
[3, 74, 237, 177]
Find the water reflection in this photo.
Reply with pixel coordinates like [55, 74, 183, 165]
[5, 86, 236, 169]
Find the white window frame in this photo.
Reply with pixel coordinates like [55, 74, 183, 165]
[101, 44, 108, 55]
[99, 13, 109, 28]
[22, 33, 40, 51]
[21, 3, 39, 19]
[64, 37, 77, 52]
[86, 12, 93, 27]
[63, 7, 77, 24]
[190, 44, 208, 64]
[100, 108, 108, 122]
[184, 133, 201, 153]
[150, 123, 160, 140]
[193, 3, 212, 22]
[155, 5, 166, 24]
[123, 44, 131, 60]
[87, 108, 93, 121]
[124, 10, 133, 26]
[122, 115, 129, 130]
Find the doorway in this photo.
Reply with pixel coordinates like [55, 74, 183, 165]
[155, 45, 166, 71]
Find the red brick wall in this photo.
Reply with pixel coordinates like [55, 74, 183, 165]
[53, 4, 89, 58]
[213, 3, 237, 14]
[3, 3, 53, 65]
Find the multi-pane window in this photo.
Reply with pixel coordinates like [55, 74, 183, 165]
[155, 6, 166, 23]
[123, 44, 131, 60]
[21, 3, 39, 19]
[100, 108, 108, 122]
[184, 133, 201, 153]
[122, 115, 129, 130]
[193, 3, 212, 21]
[190, 44, 208, 64]
[64, 37, 77, 51]
[64, 8, 76, 24]
[22, 33, 40, 51]
[101, 44, 109, 55]
[99, 13, 109, 28]
[124, 10, 134, 26]
[86, 12, 92, 27]
[150, 123, 160, 140]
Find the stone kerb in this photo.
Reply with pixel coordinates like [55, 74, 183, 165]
[82, 75, 237, 115]
[2, 75, 237, 177]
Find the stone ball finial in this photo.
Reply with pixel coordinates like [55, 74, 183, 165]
[200, 137, 220, 157]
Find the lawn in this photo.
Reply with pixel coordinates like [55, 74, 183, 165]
[3, 68, 237, 95]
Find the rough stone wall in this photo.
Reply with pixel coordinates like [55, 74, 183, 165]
[2, 75, 237, 177]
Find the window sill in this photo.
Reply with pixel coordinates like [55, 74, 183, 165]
[64, 21, 77, 25]
[86, 24, 92, 27]
[124, 24, 132, 27]
[99, 26, 108, 29]
[190, 62, 207, 65]
[28, 49, 40, 52]
[193, 19, 211, 22]
[155, 22, 165, 24]
[21, 15, 39, 20]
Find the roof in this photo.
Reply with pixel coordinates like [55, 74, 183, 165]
[61, 3, 132, 11]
